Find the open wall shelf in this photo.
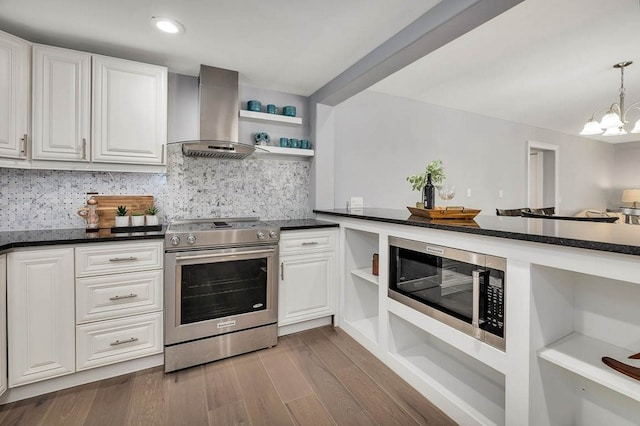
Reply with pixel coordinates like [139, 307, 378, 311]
[239, 109, 302, 125]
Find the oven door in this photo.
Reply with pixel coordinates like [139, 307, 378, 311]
[164, 245, 278, 346]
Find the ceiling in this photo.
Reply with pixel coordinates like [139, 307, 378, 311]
[1, 0, 638, 144]
[0, 0, 439, 96]
[370, 0, 640, 143]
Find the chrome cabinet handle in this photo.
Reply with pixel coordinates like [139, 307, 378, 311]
[109, 293, 137, 301]
[20, 134, 27, 156]
[281, 262, 284, 280]
[472, 270, 480, 329]
[110, 337, 138, 346]
[82, 138, 87, 160]
[161, 144, 165, 163]
[108, 256, 138, 262]
[301, 241, 319, 246]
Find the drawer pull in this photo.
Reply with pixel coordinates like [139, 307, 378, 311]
[109, 293, 137, 301]
[301, 241, 319, 246]
[110, 337, 139, 346]
[108, 256, 138, 262]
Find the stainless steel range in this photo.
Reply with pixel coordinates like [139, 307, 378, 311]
[164, 217, 280, 372]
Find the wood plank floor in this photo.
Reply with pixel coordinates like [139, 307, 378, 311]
[0, 326, 455, 425]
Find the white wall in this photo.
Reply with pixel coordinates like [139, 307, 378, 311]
[330, 90, 615, 215]
[612, 141, 640, 207]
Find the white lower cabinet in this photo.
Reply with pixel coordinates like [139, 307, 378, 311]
[76, 269, 163, 323]
[7, 248, 75, 387]
[5, 240, 163, 393]
[74, 241, 163, 371]
[279, 229, 337, 327]
[76, 312, 162, 371]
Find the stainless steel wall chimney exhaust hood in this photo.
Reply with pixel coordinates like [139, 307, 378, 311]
[179, 65, 255, 159]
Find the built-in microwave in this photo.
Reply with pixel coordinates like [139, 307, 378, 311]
[388, 237, 506, 351]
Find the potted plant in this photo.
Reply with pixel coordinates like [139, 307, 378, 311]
[145, 204, 159, 226]
[407, 160, 446, 208]
[115, 205, 129, 227]
[131, 210, 145, 226]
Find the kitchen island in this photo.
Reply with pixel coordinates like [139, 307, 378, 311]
[314, 208, 640, 426]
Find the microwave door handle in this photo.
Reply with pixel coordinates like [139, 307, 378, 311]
[472, 270, 481, 328]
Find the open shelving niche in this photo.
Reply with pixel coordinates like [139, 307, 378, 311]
[342, 228, 380, 347]
[531, 265, 640, 426]
[239, 110, 313, 159]
[388, 312, 506, 426]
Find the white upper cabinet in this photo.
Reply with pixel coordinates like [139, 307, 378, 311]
[32, 44, 91, 161]
[92, 55, 167, 165]
[0, 30, 30, 159]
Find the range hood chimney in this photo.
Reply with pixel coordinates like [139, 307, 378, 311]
[180, 65, 255, 159]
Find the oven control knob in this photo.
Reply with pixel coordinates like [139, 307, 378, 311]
[170, 235, 181, 246]
[269, 230, 278, 239]
[187, 234, 196, 245]
[257, 231, 266, 240]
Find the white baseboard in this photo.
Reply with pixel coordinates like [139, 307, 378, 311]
[278, 316, 333, 336]
[0, 354, 163, 404]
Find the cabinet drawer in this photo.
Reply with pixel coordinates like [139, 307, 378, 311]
[76, 312, 163, 371]
[280, 229, 337, 255]
[76, 270, 163, 324]
[76, 241, 163, 277]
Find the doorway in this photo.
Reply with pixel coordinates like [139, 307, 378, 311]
[527, 141, 559, 211]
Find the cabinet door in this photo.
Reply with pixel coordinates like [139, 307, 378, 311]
[0, 255, 7, 397]
[92, 55, 167, 165]
[279, 251, 336, 326]
[7, 248, 75, 387]
[0, 30, 29, 159]
[32, 44, 91, 161]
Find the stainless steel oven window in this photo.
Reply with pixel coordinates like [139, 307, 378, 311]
[179, 257, 269, 324]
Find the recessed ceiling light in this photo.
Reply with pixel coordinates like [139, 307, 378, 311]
[151, 17, 185, 34]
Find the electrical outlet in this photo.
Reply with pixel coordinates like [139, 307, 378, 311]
[498, 189, 504, 199]
[349, 196, 364, 209]
[466, 188, 472, 197]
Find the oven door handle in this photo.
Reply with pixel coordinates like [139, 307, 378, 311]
[175, 248, 275, 261]
[472, 270, 481, 329]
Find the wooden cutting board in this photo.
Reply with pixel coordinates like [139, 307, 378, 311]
[92, 195, 154, 229]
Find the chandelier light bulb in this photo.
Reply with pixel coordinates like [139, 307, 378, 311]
[600, 111, 623, 129]
[631, 119, 640, 134]
[580, 119, 604, 135]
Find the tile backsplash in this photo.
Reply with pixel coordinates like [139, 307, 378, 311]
[0, 144, 312, 231]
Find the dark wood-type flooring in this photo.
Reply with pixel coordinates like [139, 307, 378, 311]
[0, 326, 455, 425]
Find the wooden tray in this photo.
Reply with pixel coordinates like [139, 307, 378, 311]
[407, 206, 481, 220]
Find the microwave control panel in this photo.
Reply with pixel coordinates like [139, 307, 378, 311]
[483, 275, 504, 337]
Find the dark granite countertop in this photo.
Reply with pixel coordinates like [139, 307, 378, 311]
[267, 219, 339, 231]
[0, 227, 166, 252]
[0, 220, 338, 252]
[314, 208, 640, 256]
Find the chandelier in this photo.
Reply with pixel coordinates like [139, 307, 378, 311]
[580, 61, 640, 136]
